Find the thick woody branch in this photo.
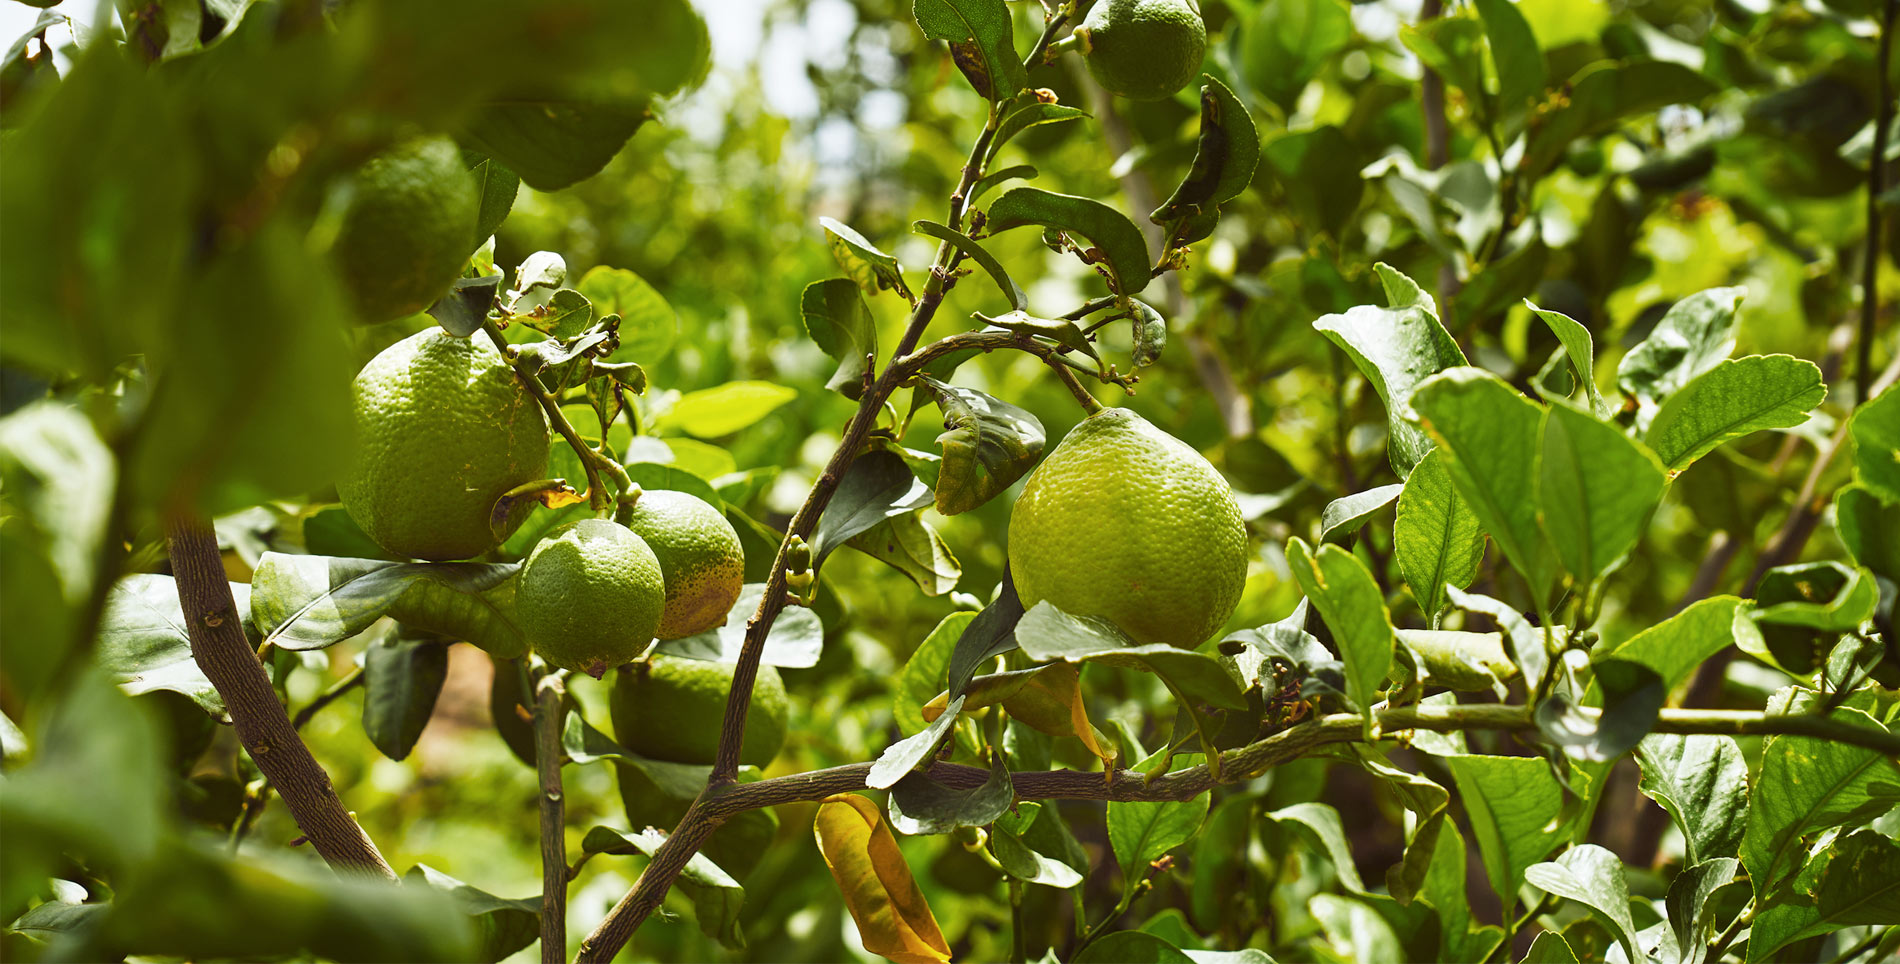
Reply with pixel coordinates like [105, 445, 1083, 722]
[166, 516, 394, 881]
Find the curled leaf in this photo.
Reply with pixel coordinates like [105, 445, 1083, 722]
[813, 794, 952, 964]
[985, 187, 1152, 295]
[1152, 75, 1260, 247]
[914, 375, 1045, 515]
[821, 217, 912, 301]
[489, 478, 584, 542]
[1129, 298, 1166, 367]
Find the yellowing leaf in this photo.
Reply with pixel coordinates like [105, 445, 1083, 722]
[813, 794, 952, 964]
[998, 662, 1114, 764]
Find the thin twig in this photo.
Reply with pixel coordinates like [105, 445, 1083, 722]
[234, 665, 370, 852]
[481, 318, 634, 514]
[291, 665, 366, 730]
[1856, 0, 1896, 404]
[167, 516, 394, 881]
[536, 672, 569, 964]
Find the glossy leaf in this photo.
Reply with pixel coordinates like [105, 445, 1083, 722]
[403, 864, 539, 964]
[362, 631, 449, 761]
[811, 451, 930, 563]
[1284, 538, 1394, 717]
[915, 375, 1045, 515]
[1849, 383, 1900, 501]
[656, 582, 823, 668]
[1129, 298, 1166, 368]
[812, 793, 952, 964]
[1446, 754, 1569, 912]
[249, 553, 526, 658]
[1661, 857, 1737, 964]
[1395, 629, 1514, 693]
[847, 509, 962, 596]
[94, 574, 232, 715]
[801, 278, 879, 399]
[912, 0, 1024, 101]
[1596, 596, 1744, 693]
[1307, 894, 1403, 964]
[992, 97, 1088, 155]
[1153, 75, 1261, 241]
[1615, 286, 1742, 429]
[986, 187, 1152, 295]
[1740, 696, 1900, 897]
[821, 216, 911, 300]
[1016, 602, 1249, 711]
[466, 154, 519, 248]
[869, 695, 965, 790]
[1268, 802, 1368, 894]
[1834, 484, 1900, 582]
[1809, 830, 1900, 926]
[1637, 734, 1749, 870]
[1445, 586, 1547, 696]
[1522, 933, 1580, 963]
[1644, 354, 1826, 471]
[1537, 399, 1667, 583]
[1525, 845, 1641, 962]
[1313, 263, 1467, 475]
[974, 309, 1100, 360]
[912, 219, 1024, 310]
[1412, 367, 1558, 598]
[1524, 302, 1609, 417]
[886, 752, 1012, 835]
[1394, 448, 1485, 622]
[946, 571, 1025, 699]
[1318, 484, 1403, 543]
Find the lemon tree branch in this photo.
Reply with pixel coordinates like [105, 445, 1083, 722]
[574, 11, 1073, 960]
[536, 671, 570, 964]
[480, 317, 636, 515]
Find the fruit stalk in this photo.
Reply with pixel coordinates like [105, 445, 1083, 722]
[165, 516, 395, 881]
[535, 671, 570, 964]
[575, 11, 1073, 960]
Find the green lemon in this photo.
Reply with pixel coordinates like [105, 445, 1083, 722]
[609, 654, 788, 767]
[624, 489, 746, 639]
[332, 136, 479, 323]
[517, 520, 667, 678]
[338, 328, 550, 561]
[1007, 407, 1247, 647]
[1077, 0, 1206, 101]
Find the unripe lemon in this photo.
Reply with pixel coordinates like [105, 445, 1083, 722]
[332, 136, 479, 323]
[623, 490, 746, 639]
[338, 328, 550, 561]
[609, 655, 788, 767]
[1076, 0, 1206, 101]
[1007, 407, 1247, 646]
[517, 520, 667, 678]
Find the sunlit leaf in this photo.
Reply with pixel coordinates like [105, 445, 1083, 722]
[578, 826, 746, 948]
[821, 216, 912, 300]
[1849, 383, 1900, 501]
[912, 219, 1025, 310]
[1314, 263, 1467, 475]
[1445, 754, 1570, 913]
[1393, 448, 1485, 622]
[249, 552, 526, 658]
[657, 583, 822, 668]
[1524, 301, 1610, 417]
[1318, 484, 1403, 543]
[1537, 399, 1667, 584]
[1644, 354, 1826, 471]
[914, 375, 1044, 515]
[1284, 538, 1393, 719]
[911, 0, 1024, 101]
[576, 265, 677, 363]
[986, 187, 1152, 295]
[812, 794, 952, 964]
[1017, 602, 1248, 711]
[1525, 845, 1642, 962]
[1740, 693, 1900, 898]
[1615, 286, 1742, 429]
[1661, 857, 1737, 964]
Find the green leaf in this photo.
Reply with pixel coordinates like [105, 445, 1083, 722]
[562, 708, 636, 765]
[1319, 484, 1403, 544]
[1446, 754, 1570, 912]
[992, 823, 1084, 889]
[1016, 602, 1249, 711]
[975, 309, 1100, 360]
[1752, 561, 1877, 633]
[911, 0, 1025, 101]
[1107, 759, 1210, 888]
[1268, 802, 1369, 895]
[800, 278, 879, 399]
[1850, 383, 1900, 501]
[362, 630, 449, 762]
[94, 574, 230, 715]
[869, 695, 966, 790]
[1153, 75, 1261, 240]
[1834, 484, 1900, 581]
[1284, 538, 1394, 718]
[459, 100, 652, 192]
[1261, 126, 1363, 240]
[248, 553, 526, 658]
[1445, 586, 1547, 697]
[576, 265, 677, 363]
[947, 571, 1025, 699]
[624, 462, 724, 512]
[1394, 448, 1485, 622]
[1129, 298, 1166, 368]
[1524, 302, 1609, 417]
[887, 753, 1013, 835]
[1524, 845, 1641, 962]
[986, 187, 1152, 295]
[897, 611, 974, 735]
[820, 217, 912, 301]
[1521, 60, 1719, 180]
[1597, 596, 1745, 693]
[1740, 696, 1900, 898]
[1809, 830, 1900, 926]
[1472, 0, 1545, 121]
[655, 583, 821, 668]
[970, 164, 1037, 203]
[1644, 355, 1826, 471]
[1395, 630, 1514, 694]
[579, 826, 746, 948]
[992, 96, 1089, 156]
[812, 451, 931, 564]
[914, 375, 1045, 515]
[662, 381, 798, 438]
[1661, 857, 1737, 964]
[403, 864, 540, 964]
[465, 154, 520, 247]
[1240, 0, 1352, 112]
[1073, 931, 1196, 964]
[1402, 19, 1488, 120]
[1523, 933, 1579, 963]
[1411, 368, 1558, 598]
[1313, 264, 1468, 476]
[1307, 894, 1403, 964]
[913, 219, 1025, 310]
[1614, 286, 1742, 428]
[847, 509, 962, 596]
[1536, 399, 1667, 584]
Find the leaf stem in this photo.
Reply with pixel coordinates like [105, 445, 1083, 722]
[536, 671, 570, 964]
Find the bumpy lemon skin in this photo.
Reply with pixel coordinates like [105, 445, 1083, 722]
[1078, 0, 1207, 101]
[338, 328, 550, 561]
[623, 490, 746, 639]
[609, 655, 788, 767]
[332, 136, 480, 324]
[517, 520, 667, 678]
[1007, 407, 1248, 647]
